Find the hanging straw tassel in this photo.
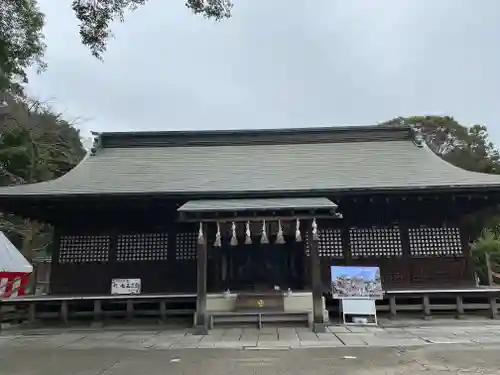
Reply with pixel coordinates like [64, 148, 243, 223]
[260, 220, 269, 244]
[245, 221, 252, 244]
[198, 222, 204, 245]
[230, 222, 238, 246]
[312, 217, 318, 241]
[275, 220, 285, 244]
[295, 218, 302, 242]
[213, 222, 222, 247]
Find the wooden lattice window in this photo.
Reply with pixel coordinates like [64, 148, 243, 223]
[175, 232, 197, 260]
[305, 228, 343, 257]
[408, 227, 462, 257]
[59, 235, 110, 264]
[116, 233, 169, 261]
[349, 227, 403, 258]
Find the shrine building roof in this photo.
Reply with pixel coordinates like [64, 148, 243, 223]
[1, 124, 500, 199]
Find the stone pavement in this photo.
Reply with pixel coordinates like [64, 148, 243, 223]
[2, 342, 500, 374]
[2, 320, 500, 350]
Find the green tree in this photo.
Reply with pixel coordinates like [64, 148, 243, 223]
[0, 0, 46, 92]
[382, 116, 500, 174]
[0, 95, 85, 262]
[72, 0, 233, 58]
[0, 97, 85, 185]
[471, 228, 500, 285]
[0, 0, 232, 93]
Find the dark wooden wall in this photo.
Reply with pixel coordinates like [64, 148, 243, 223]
[50, 226, 200, 295]
[47, 193, 481, 295]
[49, 202, 200, 295]
[304, 225, 473, 290]
[304, 195, 476, 290]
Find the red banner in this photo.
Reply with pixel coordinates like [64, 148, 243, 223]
[0, 272, 30, 298]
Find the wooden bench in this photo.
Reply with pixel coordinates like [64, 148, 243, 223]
[235, 292, 285, 311]
[208, 310, 310, 329]
[205, 291, 310, 329]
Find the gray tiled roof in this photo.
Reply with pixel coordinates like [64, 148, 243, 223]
[1, 128, 500, 197]
[178, 198, 337, 212]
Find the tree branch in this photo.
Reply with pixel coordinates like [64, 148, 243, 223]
[0, 163, 25, 184]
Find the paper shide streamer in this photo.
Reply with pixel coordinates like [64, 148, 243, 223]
[260, 220, 268, 244]
[295, 218, 302, 242]
[230, 222, 238, 246]
[245, 221, 252, 244]
[213, 222, 221, 247]
[276, 220, 285, 244]
[198, 222, 204, 245]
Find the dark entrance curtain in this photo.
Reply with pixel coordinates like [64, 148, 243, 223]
[220, 236, 305, 291]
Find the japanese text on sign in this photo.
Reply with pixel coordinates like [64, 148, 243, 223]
[111, 278, 141, 295]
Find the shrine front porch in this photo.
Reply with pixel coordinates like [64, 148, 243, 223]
[2, 287, 500, 329]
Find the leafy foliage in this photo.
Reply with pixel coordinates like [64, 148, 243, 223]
[0, 0, 46, 92]
[0, 0, 233, 93]
[382, 116, 500, 282]
[0, 97, 85, 185]
[471, 228, 500, 285]
[0, 96, 85, 261]
[381, 116, 500, 174]
[72, 0, 233, 59]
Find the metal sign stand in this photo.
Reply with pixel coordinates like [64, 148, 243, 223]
[330, 265, 383, 325]
[340, 297, 378, 325]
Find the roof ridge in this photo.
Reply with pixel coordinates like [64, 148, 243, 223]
[96, 125, 414, 149]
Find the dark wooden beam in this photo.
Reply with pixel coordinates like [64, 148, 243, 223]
[309, 224, 325, 333]
[193, 223, 209, 335]
[459, 222, 476, 285]
[179, 213, 341, 223]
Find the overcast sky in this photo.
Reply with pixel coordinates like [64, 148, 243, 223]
[27, 0, 500, 144]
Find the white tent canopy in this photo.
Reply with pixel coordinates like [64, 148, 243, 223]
[0, 231, 33, 273]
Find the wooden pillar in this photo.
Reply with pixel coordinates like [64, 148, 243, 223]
[126, 299, 134, 321]
[422, 294, 431, 320]
[309, 221, 325, 333]
[389, 296, 397, 319]
[60, 300, 69, 324]
[159, 300, 167, 323]
[0, 301, 4, 331]
[193, 223, 209, 335]
[28, 302, 36, 325]
[455, 295, 464, 319]
[50, 227, 62, 293]
[486, 252, 494, 286]
[93, 300, 103, 326]
[400, 224, 412, 288]
[489, 295, 498, 319]
[459, 225, 475, 285]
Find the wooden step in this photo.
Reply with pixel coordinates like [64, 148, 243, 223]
[235, 292, 285, 312]
[209, 310, 309, 329]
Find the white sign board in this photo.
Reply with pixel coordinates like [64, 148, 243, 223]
[340, 298, 378, 325]
[111, 278, 141, 295]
